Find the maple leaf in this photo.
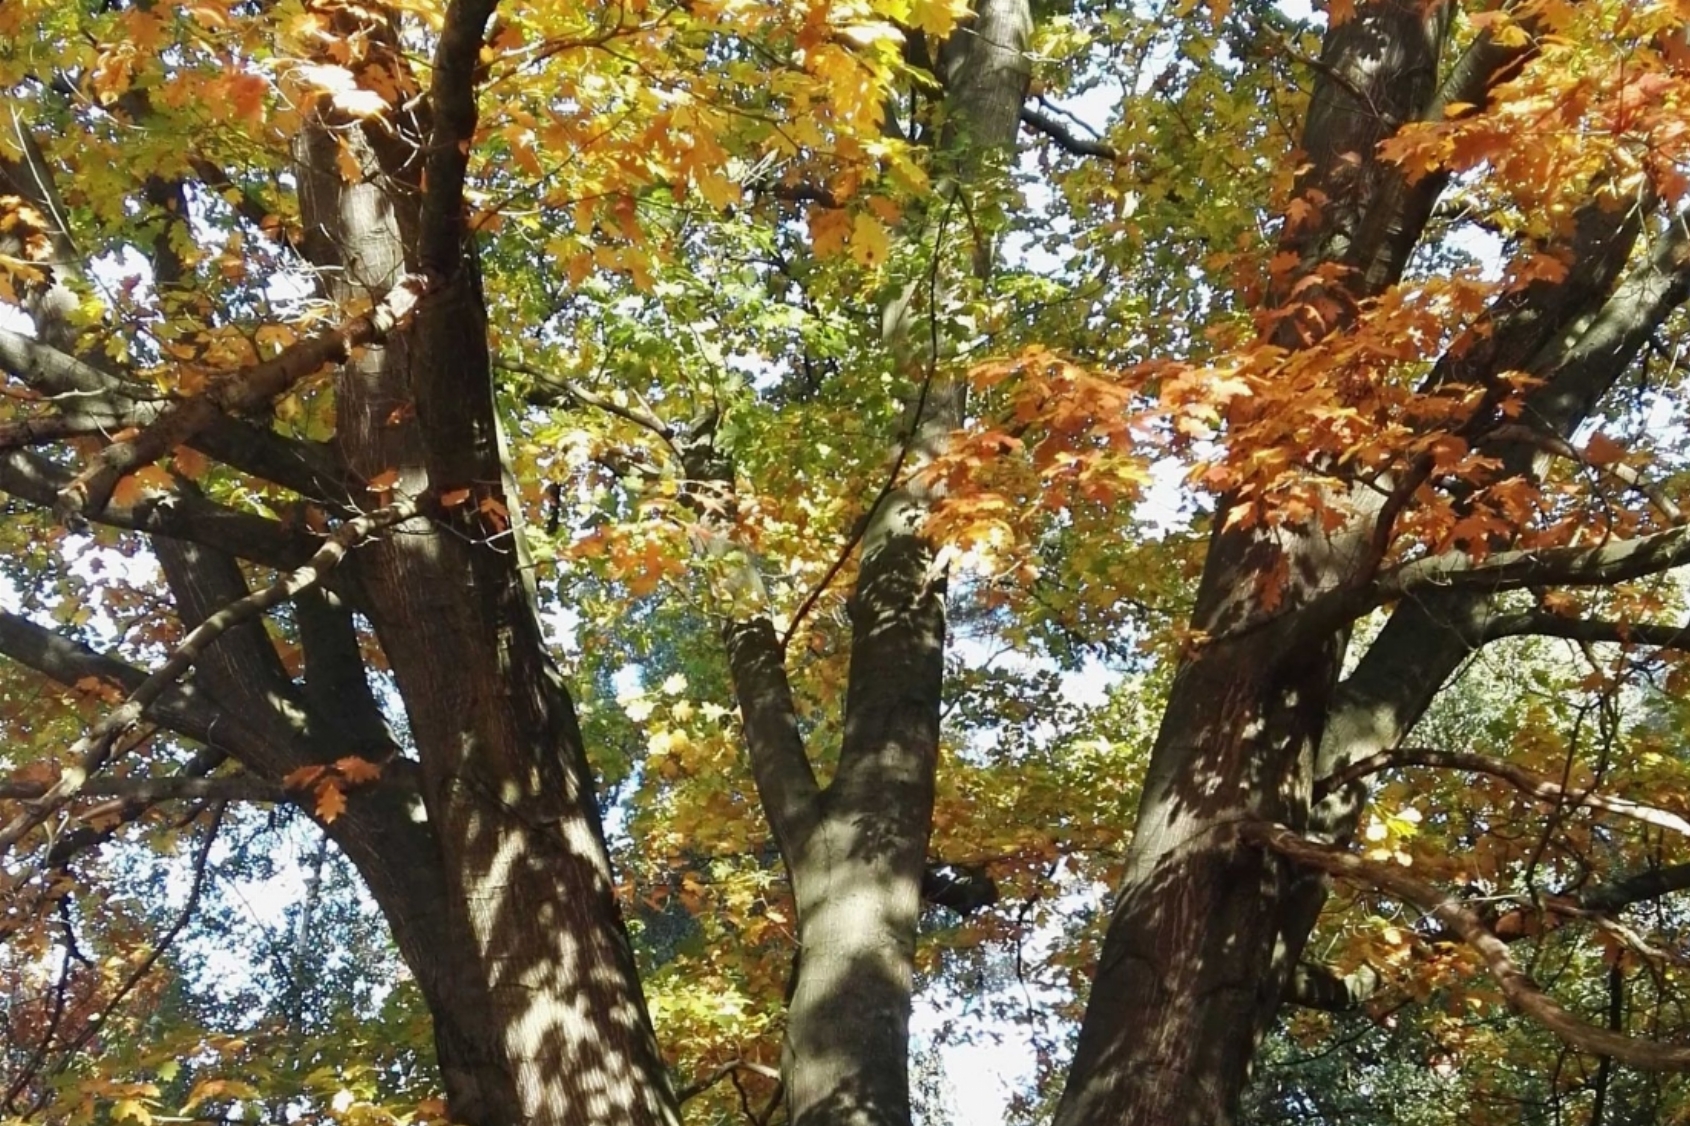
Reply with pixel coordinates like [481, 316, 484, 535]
[850, 213, 891, 268]
[809, 207, 851, 257]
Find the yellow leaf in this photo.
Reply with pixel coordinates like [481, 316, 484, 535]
[112, 1098, 153, 1125]
[850, 212, 891, 268]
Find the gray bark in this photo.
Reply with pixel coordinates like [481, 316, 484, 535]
[721, 5, 1031, 1124]
[1055, 3, 1690, 1121]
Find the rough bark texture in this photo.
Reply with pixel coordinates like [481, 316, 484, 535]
[0, 3, 681, 1123]
[718, 3, 1031, 1124]
[1053, 2, 1690, 1122]
[283, 25, 679, 1123]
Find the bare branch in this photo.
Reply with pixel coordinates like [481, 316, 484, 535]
[0, 773, 281, 803]
[1020, 106, 1117, 161]
[1315, 747, 1690, 837]
[1479, 611, 1690, 652]
[52, 804, 224, 1068]
[1246, 822, 1690, 1070]
[676, 1058, 781, 1104]
[1373, 524, 1690, 602]
[502, 357, 678, 450]
[1486, 423, 1684, 524]
[0, 496, 422, 856]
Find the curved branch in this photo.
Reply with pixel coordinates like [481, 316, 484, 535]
[55, 277, 432, 520]
[0, 450, 322, 572]
[1246, 822, 1690, 1071]
[1315, 747, 1690, 837]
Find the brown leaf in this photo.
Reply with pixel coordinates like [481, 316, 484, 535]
[315, 780, 347, 823]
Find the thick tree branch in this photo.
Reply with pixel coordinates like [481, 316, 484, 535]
[1283, 962, 1382, 1012]
[54, 278, 432, 520]
[920, 861, 999, 914]
[417, 0, 500, 274]
[0, 496, 420, 855]
[1247, 822, 1690, 1071]
[1315, 747, 1690, 836]
[1374, 523, 1690, 603]
[1019, 105, 1117, 160]
[0, 450, 321, 572]
[725, 617, 821, 859]
[0, 764, 417, 806]
[295, 586, 399, 760]
[0, 772, 281, 803]
[1479, 611, 1690, 651]
[0, 612, 230, 748]
[0, 327, 352, 506]
[1580, 861, 1690, 916]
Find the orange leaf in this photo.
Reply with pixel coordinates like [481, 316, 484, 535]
[808, 207, 850, 258]
[315, 780, 347, 823]
[440, 486, 472, 508]
[335, 756, 384, 784]
[283, 764, 326, 790]
[173, 445, 210, 480]
[1583, 432, 1624, 466]
[367, 467, 401, 490]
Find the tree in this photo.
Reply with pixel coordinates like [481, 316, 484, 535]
[4, 0, 1690, 1125]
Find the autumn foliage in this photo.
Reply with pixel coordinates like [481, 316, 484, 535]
[5, 0, 1690, 1124]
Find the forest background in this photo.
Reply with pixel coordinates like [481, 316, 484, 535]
[6, 0, 1690, 1124]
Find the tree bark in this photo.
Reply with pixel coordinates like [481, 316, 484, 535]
[1056, 4, 1690, 1122]
[281, 18, 680, 1120]
[718, 4, 1032, 1123]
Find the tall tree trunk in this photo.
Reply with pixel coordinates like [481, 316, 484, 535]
[1053, 3, 1455, 1122]
[278, 5, 679, 1123]
[723, 3, 1031, 1124]
[1054, 1, 1690, 1120]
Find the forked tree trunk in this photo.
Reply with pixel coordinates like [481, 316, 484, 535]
[1054, 3, 1454, 1122]
[723, 3, 1031, 1123]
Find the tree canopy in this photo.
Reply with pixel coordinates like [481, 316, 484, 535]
[5, 0, 1690, 1124]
